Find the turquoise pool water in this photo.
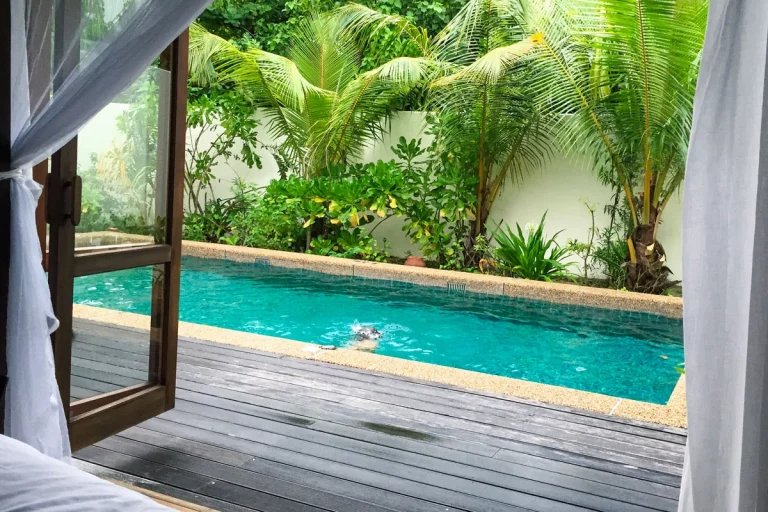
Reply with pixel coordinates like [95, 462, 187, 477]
[74, 256, 684, 403]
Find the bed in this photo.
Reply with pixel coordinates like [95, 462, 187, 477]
[0, 434, 170, 511]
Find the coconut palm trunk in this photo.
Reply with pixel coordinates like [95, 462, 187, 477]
[524, 0, 706, 292]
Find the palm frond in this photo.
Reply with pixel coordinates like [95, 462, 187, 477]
[520, 0, 706, 224]
[432, 35, 541, 86]
[289, 15, 360, 92]
[433, 0, 525, 66]
[335, 3, 432, 57]
[322, 57, 439, 163]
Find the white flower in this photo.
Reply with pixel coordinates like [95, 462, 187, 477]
[524, 222, 539, 233]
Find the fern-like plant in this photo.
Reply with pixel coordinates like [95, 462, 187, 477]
[492, 213, 573, 281]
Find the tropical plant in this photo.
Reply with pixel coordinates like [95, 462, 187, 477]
[185, 86, 262, 214]
[521, 0, 707, 292]
[593, 237, 629, 290]
[309, 229, 390, 261]
[492, 213, 573, 281]
[343, 1, 553, 264]
[183, 180, 258, 243]
[429, 2, 552, 259]
[197, 0, 466, 56]
[188, 11, 438, 178]
[78, 69, 168, 237]
[567, 199, 598, 282]
[184, 160, 408, 260]
[393, 135, 477, 269]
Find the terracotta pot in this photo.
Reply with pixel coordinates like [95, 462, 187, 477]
[404, 256, 426, 267]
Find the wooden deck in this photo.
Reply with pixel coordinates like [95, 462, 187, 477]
[71, 320, 686, 512]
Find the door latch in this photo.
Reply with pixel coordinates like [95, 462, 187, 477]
[45, 174, 82, 227]
[67, 176, 82, 227]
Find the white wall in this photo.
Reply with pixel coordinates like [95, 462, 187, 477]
[78, 106, 684, 277]
[491, 153, 683, 278]
[77, 103, 129, 165]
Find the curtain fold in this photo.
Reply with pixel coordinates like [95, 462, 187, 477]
[4, 177, 70, 461]
[3, 0, 212, 460]
[11, 0, 212, 171]
[680, 0, 768, 509]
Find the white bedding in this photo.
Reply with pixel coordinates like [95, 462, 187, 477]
[0, 435, 170, 511]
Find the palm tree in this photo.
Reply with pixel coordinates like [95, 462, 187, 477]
[188, 13, 438, 179]
[429, 1, 551, 262]
[343, 1, 553, 264]
[343, 0, 707, 290]
[522, 0, 707, 292]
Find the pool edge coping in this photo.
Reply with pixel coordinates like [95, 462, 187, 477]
[73, 233, 683, 319]
[72, 304, 688, 429]
[182, 241, 684, 319]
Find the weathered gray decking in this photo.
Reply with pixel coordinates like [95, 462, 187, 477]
[71, 319, 686, 512]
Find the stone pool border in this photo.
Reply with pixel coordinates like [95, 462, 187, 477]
[181, 241, 683, 318]
[75, 234, 682, 318]
[73, 304, 687, 428]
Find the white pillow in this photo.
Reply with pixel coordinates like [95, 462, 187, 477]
[0, 434, 170, 511]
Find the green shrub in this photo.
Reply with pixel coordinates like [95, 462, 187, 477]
[394, 136, 477, 269]
[592, 238, 629, 290]
[492, 213, 573, 282]
[182, 161, 405, 262]
[309, 229, 390, 261]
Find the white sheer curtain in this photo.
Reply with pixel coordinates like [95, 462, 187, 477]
[3, 0, 212, 460]
[680, 0, 768, 510]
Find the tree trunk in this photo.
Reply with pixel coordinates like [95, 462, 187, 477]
[464, 191, 492, 267]
[623, 203, 679, 293]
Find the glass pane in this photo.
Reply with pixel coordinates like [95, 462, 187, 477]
[75, 65, 171, 251]
[70, 264, 166, 404]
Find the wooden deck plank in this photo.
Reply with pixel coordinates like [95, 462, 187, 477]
[95, 436, 398, 512]
[77, 446, 328, 512]
[72, 336, 684, 480]
[74, 459, 258, 512]
[72, 320, 685, 512]
[135, 418, 544, 512]
[76, 320, 686, 441]
[72, 336, 684, 484]
[74, 322, 682, 441]
[119, 426, 464, 512]
[170, 387, 679, 503]
[170, 350, 685, 459]
[167, 358, 683, 471]
[176, 338, 687, 442]
[81, 356, 682, 483]
[71, 339, 684, 471]
[163, 401, 672, 512]
[156, 397, 677, 511]
[108, 480, 219, 512]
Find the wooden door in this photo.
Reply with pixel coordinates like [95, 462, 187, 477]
[46, 34, 189, 452]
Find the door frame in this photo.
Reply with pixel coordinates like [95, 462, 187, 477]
[45, 28, 189, 451]
[0, 0, 12, 436]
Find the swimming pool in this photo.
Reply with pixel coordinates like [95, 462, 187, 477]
[74, 256, 684, 404]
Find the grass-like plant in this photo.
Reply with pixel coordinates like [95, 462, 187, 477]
[492, 213, 573, 281]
